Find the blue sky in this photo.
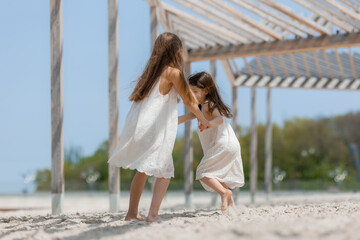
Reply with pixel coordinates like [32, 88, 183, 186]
[0, 0, 359, 193]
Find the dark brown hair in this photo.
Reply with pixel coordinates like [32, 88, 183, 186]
[129, 32, 184, 102]
[189, 72, 232, 118]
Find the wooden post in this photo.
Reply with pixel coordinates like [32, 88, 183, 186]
[108, 0, 120, 213]
[184, 61, 193, 208]
[210, 60, 217, 206]
[250, 87, 258, 203]
[50, 0, 64, 215]
[149, 5, 158, 192]
[232, 85, 240, 204]
[264, 88, 273, 200]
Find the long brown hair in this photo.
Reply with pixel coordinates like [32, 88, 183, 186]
[129, 32, 184, 102]
[189, 72, 233, 118]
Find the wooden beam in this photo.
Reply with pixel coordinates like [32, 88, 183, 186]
[243, 57, 252, 74]
[231, 58, 241, 76]
[255, 57, 264, 76]
[323, 50, 334, 78]
[313, 51, 323, 78]
[169, 15, 227, 46]
[162, 2, 245, 44]
[174, 0, 262, 42]
[264, 88, 272, 200]
[188, 32, 360, 62]
[278, 54, 288, 77]
[309, 0, 360, 30]
[208, 0, 281, 40]
[293, 0, 353, 32]
[221, 59, 236, 86]
[324, 0, 360, 22]
[258, 0, 329, 34]
[210, 60, 217, 82]
[233, 0, 316, 36]
[335, 48, 346, 79]
[50, 0, 64, 215]
[108, 0, 120, 213]
[289, 54, 300, 77]
[348, 47, 357, 79]
[184, 62, 193, 208]
[250, 87, 258, 203]
[154, 0, 170, 32]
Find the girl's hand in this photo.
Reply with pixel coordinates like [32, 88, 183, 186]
[199, 119, 210, 132]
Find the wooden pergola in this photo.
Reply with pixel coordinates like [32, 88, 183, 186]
[50, 0, 360, 214]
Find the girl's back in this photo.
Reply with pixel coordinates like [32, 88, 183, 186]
[108, 68, 178, 178]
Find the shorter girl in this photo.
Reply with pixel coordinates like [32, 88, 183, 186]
[178, 72, 244, 212]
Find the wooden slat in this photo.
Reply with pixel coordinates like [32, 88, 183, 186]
[243, 57, 252, 74]
[184, 62, 193, 208]
[162, 2, 246, 44]
[174, 0, 263, 42]
[323, 50, 334, 78]
[294, 0, 353, 32]
[278, 54, 288, 77]
[313, 51, 323, 78]
[221, 59, 236, 86]
[289, 53, 299, 77]
[258, 0, 329, 34]
[108, 0, 120, 213]
[335, 48, 346, 79]
[323, 0, 360, 22]
[169, 15, 227, 46]
[154, 0, 170, 32]
[210, 60, 217, 82]
[231, 58, 241, 76]
[255, 57, 264, 76]
[348, 47, 357, 79]
[51, 0, 64, 215]
[266, 55, 277, 76]
[188, 32, 360, 62]
[230, 0, 309, 36]
[207, 0, 282, 40]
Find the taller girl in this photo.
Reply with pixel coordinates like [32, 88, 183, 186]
[108, 32, 209, 222]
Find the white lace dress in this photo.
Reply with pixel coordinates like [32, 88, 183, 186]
[196, 116, 245, 192]
[108, 74, 178, 178]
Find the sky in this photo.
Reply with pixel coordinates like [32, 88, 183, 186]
[0, 0, 359, 194]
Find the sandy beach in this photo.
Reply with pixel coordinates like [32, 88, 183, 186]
[1, 191, 360, 240]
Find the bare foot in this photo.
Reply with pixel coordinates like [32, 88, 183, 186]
[125, 212, 144, 221]
[221, 190, 232, 212]
[146, 214, 160, 223]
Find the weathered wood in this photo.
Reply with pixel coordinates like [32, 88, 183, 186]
[208, 0, 281, 40]
[231, 0, 315, 36]
[162, 2, 244, 44]
[187, 32, 360, 62]
[348, 47, 357, 80]
[278, 54, 288, 77]
[293, 0, 353, 32]
[154, 0, 170, 32]
[221, 60, 236, 86]
[258, 0, 329, 34]
[255, 57, 264, 76]
[264, 88, 272, 200]
[184, 62, 193, 208]
[250, 87, 258, 203]
[178, 0, 269, 42]
[301, 52, 311, 78]
[323, 50, 334, 78]
[210, 60, 216, 82]
[51, 0, 64, 215]
[108, 0, 120, 213]
[289, 54, 299, 77]
[313, 51, 323, 78]
[335, 48, 345, 79]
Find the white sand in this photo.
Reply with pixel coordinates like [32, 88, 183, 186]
[1, 191, 360, 240]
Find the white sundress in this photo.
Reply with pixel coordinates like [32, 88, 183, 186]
[108, 72, 178, 178]
[196, 116, 245, 192]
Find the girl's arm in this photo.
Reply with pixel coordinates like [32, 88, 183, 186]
[208, 108, 223, 127]
[164, 68, 209, 127]
[178, 112, 196, 125]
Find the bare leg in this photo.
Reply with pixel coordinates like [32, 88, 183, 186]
[125, 172, 148, 221]
[200, 177, 232, 212]
[219, 182, 235, 207]
[146, 177, 170, 222]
